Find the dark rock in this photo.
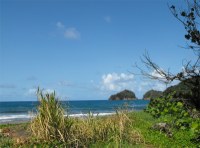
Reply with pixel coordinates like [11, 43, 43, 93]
[151, 122, 172, 137]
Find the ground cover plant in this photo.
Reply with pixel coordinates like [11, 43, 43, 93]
[0, 112, 198, 147]
[145, 92, 200, 146]
[0, 90, 199, 147]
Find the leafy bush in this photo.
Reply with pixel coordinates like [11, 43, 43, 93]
[145, 92, 200, 144]
[191, 119, 200, 143]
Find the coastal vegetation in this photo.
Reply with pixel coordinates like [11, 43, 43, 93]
[0, 89, 199, 147]
[109, 89, 137, 100]
[138, 0, 200, 110]
[140, 1, 200, 146]
[0, 113, 198, 147]
[30, 89, 142, 147]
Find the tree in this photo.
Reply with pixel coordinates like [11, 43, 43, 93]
[137, 0, 200, 109]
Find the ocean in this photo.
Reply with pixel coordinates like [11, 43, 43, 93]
[0, 100, 149, 124]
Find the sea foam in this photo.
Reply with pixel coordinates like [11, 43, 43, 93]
[0, 112, 115, 123]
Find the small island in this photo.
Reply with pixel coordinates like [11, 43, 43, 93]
[143, 90, 163, 100]
[109, 89, 137, 100]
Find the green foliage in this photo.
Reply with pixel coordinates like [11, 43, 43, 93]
[145, 92, 200, 145]
[109, 89, 136, 100]
[191, 119, 200, 143]
[170, 0, 200, 109]
[130, 111, 197, 147]
[163, 80, 192, 99]
[0, 134, 14, 147]
[0, 111, 198, 147]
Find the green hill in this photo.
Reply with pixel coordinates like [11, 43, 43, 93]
[143, 90, 162, 100]
[163, 80, 192, 99]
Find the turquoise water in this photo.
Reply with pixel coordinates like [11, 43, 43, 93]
[0, 100, 149, 123]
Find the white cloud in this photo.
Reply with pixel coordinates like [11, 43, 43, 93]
[101, 73, 134, 91]
[56, 21, 80, 40]
[104, 16, 111, 23]
[64, 27, 80, 40]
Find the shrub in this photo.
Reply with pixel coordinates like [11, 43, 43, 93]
[145, 93, 191, 128]
[145, 92, 200, 143]
[191, 118, 200, 144]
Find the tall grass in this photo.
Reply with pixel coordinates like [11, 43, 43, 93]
[30, 88, 73, 143]
[30, 89, 144, 147]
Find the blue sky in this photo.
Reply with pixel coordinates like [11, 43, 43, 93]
[0, 0, 196, 101]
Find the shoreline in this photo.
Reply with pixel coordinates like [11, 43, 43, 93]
[0, 110, 143, 125]
[0, 112, 117, 125]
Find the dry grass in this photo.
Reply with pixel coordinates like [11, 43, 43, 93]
[69, 111, 144, 147]
[30, 88, 73, 143]
[30, 89, 144, 147]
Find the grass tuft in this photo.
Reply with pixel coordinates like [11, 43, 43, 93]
[30, 88, 73, 143]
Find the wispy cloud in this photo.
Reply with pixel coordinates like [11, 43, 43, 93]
[64, 27, 80, 40]
[0, 84, 16, 89]
[56, 21, 65, 29]
[104, 16, 111, 23]
[56, 21, 81, 40]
